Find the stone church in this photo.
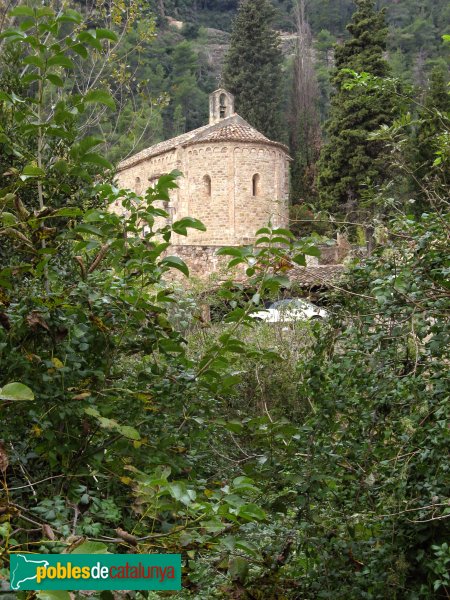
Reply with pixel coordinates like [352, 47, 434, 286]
[116, 89, 291, 276]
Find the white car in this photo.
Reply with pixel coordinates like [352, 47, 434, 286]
[253, 298, 328, 323]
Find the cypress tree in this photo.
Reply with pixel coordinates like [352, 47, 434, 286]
[317, 0, 398, 212]
[222, 0, 284, 141]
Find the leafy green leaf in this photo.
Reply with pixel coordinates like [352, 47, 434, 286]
[46, 73, 64, 87]
[84, 89, 115, 109]
[0, 382, 34, 401]
[57, 9, 82, 24]
[23, 55, 45, 69]
[74, 224, 103, 236]
[9, 6, 35, 17]
[36, 7, 55, 18]
[77, 136, 104, 154]
[1, 212, 18, 226]
[216, 247, 244, 257]
[237, 503, 266, 522]
[235, 539, 260, 558]
[172, 217, 206, 236]
[70, 541, 109, 554]
[70, 43, 88, 59]
[161, 256, 189, 277]
[228, 557, 249, 581]
[292, 253, 306, 266]
[47, 54, 75, 69]
[37, 592, 71, 600]
[224, 420, 244, 434]
[53, 207, 83, 217]
[78, 31, 102, 51]
[221, 374, 242, 389]
[81, 153, 112, 170]
[20, 165, 45, 179]
[304, 245, 321, 257]
[95, 28, 118, 42]
[117, 425, 140, 441]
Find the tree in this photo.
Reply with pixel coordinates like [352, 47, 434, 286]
[222, 0, 284, 141]
[317, 0, 399, 213]
[289, 0, 321, 205]
[161, 40, 210, 136]
[415, 67, 450, 176]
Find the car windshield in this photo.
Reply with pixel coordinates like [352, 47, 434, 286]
[270, 299, 312, 310]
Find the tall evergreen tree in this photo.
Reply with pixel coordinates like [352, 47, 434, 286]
[317, 0, 398, 212]
[222, 0, 284, 141]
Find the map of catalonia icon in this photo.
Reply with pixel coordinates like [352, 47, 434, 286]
[10, 555, 50, 590]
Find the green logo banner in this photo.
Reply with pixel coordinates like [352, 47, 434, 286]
[10, 553, 181, 591]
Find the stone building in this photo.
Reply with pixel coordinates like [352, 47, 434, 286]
[116, 89, 291, 276]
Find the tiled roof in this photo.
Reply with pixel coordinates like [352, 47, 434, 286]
[291, 265, 344, 288]
[193, 121, 271, 144]
[117, 115, 289, 172]
[117, 123, 212, 171]
[215, 264, 344, 288]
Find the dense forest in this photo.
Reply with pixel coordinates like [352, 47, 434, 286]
[2, 0, 445, 168]
[0, 0, 449, 599]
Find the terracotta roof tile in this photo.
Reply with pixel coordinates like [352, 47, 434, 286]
[194, 122, 271, 143]
[290, 265, 344, 287]
[117, 123, 212, 171]
[216, 265, 344, 287]
[117, 115, 289, 172]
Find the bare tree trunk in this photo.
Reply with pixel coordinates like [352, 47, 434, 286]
[289, 0, 321, 203]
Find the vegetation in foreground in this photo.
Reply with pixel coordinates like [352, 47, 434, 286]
[0, 2, 449, 600]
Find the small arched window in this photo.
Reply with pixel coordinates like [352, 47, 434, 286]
[203, 174, 212, 197]
[135, 176, 142, 195]
[252, 173, 261, 197]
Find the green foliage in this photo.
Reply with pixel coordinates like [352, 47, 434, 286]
[223, 0, 285, 142]
[1, 3, 449, 600]
[290, 210, 450, 598]
[0, 382, 34, 402]
[413, 67, 450, 186]
[317, 0, 400, 213]
[0, 5, 278, 590]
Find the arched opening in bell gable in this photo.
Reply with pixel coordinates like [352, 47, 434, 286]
[219, 93, 227, 119]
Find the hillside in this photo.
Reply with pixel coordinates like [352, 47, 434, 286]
[158, 0, 449, 74]
[99, 0, 448, 164]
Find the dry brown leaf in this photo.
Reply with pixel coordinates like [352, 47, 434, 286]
[42, 523, 56, 540]
[26, 311, 50, 331]
[0, 313, 10, 331]
[72, 392, 91, 400]
[0, 442, 8, 473]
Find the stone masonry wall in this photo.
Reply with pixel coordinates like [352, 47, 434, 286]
[116, 140, 289, 249]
